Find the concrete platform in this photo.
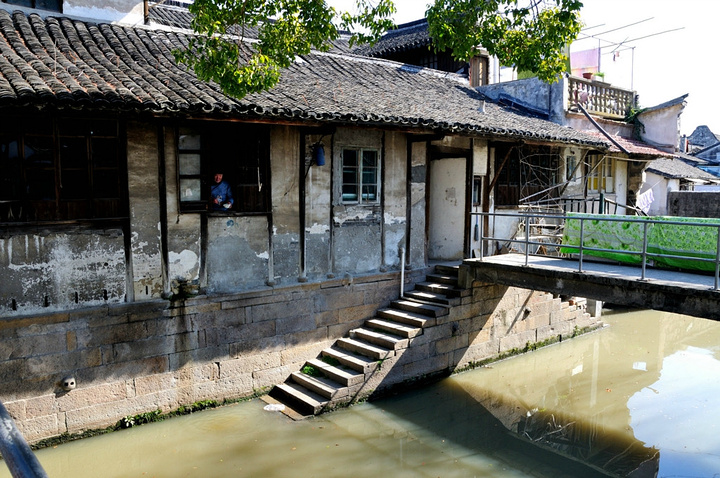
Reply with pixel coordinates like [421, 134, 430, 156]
[464, 254, 720, 321]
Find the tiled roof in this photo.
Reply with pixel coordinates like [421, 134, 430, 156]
[353, 19, 431, 57]
[645, 158, 719, 181]
[0, 10, 606, 147]
[583, 132, 670, 157]
[147, 4, 352, 53]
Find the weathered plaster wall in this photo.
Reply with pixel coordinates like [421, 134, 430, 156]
[64, 0, 144, 24]
[0, 230, 126, 317]
[565, 113, 634, 138]
[641, 172, 672, 216]
[476, 77, 566, 125]
[127, 121, 163, 300]
[332, 128, 384, 274]
[206, 216, 270, 292]
[409, 141, 427, 268]
[0, 267, 599, 445]
[271, 126, 301, 284]
[383, 131, 407, 268]
[304, 133, 332, 279]
[164, 127, 202, 286]
[638, 104, 684, 153]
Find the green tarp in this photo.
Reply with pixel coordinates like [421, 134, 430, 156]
[560, 213, 720, 271]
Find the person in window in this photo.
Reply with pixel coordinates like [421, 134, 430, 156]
[210, 171, 233, 211]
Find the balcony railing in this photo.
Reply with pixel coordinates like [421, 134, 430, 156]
[567, 76, 636, 120]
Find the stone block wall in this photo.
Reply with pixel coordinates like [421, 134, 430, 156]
[1, 269, 599, 445]
[668, 191, 720, 218]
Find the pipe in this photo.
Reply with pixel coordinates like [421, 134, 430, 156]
[399, 247, 406, 298]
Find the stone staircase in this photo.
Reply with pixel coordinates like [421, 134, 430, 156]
[268, 264, 469, 416]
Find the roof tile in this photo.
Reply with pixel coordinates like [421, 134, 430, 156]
[0, 9, 607, 148]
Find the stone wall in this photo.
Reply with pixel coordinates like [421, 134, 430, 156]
[668, 191, 720, 218]
[1, 269, 599, 445]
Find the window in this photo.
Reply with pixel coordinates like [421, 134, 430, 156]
[587, 155, 614, 193]
[177, 123, 270, 214]
[3, 0, 62, 12]
[472, 176, 482, 206]
[0, 114, 124, 223]
[494, 144, 559, 206]
[342, 148, 380, 204]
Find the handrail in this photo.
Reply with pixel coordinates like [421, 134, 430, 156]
[0, 401, 48, 478]
[472, 211, 720, 291]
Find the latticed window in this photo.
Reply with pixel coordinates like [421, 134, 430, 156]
[342, 148, 380, 204]
[0, 114, 124, 223]
[494, 144, 560, 206]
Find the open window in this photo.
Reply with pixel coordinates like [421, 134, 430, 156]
[177, 123, 270, 214]
[586, 154, 614, 194]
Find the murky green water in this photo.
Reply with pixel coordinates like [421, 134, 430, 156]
[7, 309, 720, 477]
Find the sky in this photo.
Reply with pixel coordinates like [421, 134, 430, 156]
[328, 0, 719, 137]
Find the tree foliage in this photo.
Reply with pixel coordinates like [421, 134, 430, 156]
[426, 0, 583, 83]
[173, 0, 396, 99]
[174, 0, 583, 99]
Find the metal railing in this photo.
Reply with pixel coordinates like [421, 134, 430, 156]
[474, 211, 720, 291]
[0, 401, 48, 477]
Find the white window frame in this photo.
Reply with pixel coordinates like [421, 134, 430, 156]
[587, 155, 614, 194]
[341, 147, 381, 204]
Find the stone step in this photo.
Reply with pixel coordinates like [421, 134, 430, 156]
[269, 382, 329, 416]
[350, 327, 409, 350]
[403, 290, 460, 306]
[336, 337, 395, 361]
[321, 346, 379, 374]
[425, 273, 459, 286]
[376, 308, 436, 328]
[290, 371, 347, 400]
[365, 318, 422, 338]
[434, 264, 460, 277]
[305, 358, 364, 387]
[415, 281, 470, 298]
[390, 299, 449, 318]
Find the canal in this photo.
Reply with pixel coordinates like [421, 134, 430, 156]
[6, 308, 720, 477]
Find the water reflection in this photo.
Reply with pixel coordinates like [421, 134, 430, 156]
[7, 309, 720, 477]
[450, 309, 720, 477]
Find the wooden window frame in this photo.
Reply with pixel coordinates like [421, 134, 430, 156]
[341, 147, 381, 205]
[176, 123, 271, 215]
[0, 113, 125, 224]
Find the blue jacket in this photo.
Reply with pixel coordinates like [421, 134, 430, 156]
[210, 180, 234, 210]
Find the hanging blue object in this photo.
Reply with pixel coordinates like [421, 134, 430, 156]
[313, 144, 325, 166]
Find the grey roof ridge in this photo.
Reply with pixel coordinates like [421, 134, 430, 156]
[308, 49, 468, 84]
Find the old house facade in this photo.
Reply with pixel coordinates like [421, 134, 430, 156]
[0, 3, 606, 442]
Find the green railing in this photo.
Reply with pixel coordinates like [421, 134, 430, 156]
[473, 211, 720, 290]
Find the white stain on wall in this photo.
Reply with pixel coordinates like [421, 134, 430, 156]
[169, 249, 200, 280]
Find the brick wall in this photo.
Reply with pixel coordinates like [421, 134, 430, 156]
[0, 270, 599, 444]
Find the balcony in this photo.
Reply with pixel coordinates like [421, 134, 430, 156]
[567, 76, 636, 120]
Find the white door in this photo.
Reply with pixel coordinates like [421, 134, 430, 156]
[428, 157, 466, 260]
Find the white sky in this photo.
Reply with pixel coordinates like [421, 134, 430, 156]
[328, 0, 719, 136]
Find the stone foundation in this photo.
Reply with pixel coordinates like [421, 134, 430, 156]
[0, 269, 600, 444]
